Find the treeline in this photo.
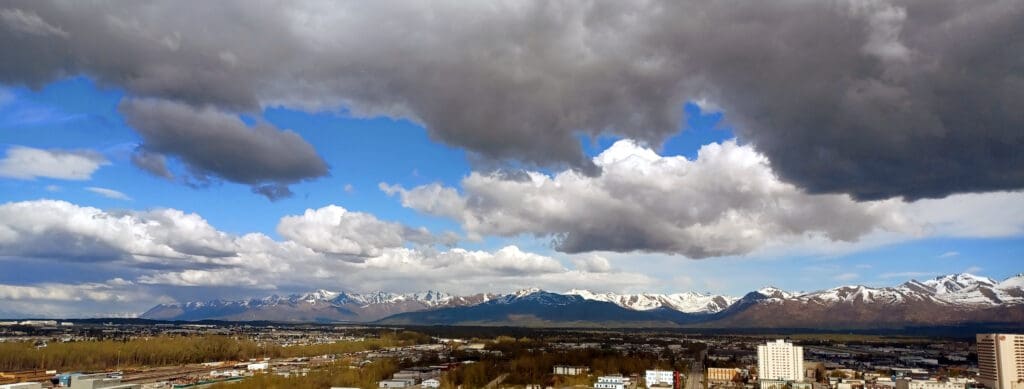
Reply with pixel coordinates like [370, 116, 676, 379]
[436, 359, 503, 389]
[279, 331, 430, 358]
[206, 359, 398, 389]
[0, 331, 427, 372]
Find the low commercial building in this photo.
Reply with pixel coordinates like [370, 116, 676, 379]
[68, 373, 140, 389]
[709, 368, 742, 383]
[392, 368, 441, 381]
[553, 365, 590, 375]
[646, 370, 675, 388]
[895, 379, 965, 389]
[596, 375, 630, 389]
[378, 379, 416, 388]
[0, 383, 43, 389]
[760, 379, 788, 389]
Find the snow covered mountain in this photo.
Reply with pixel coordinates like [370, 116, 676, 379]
[788, 273, 1024, 306]
[141, 273, 1024, 326]
[140, 290, 497, 322]
[380, 289, 691, 327]
[900, 273, 1024, 306]
[708, 273, 1024, 328]
[566, 290, 737, 313]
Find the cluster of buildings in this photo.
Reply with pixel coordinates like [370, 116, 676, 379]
[54, 373, 139, 389]
[378, 366, 447, 388]
[0, 322, 72, 328]
[0, 372, 142, 389]
[589, 370, 681, 389]
[740, 335, 1023, 389]
[2, 327, 1022, 389]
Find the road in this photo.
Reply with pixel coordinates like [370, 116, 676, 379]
[686, 359, 704, 389]
[484, 373, 509, 389]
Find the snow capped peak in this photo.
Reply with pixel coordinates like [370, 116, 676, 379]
[924, 273, 996, 292]
[407, 290, 456, 307]
[565, 290, 738, 313]
[565, 288, 593, 294]
[565, 289, 605, 300]
[912, 273, 1003, 306]
[756, 287, 794, 299]
[999, 274, 1024, 289]
[301, 289, 340, 302]
[513, 287, 542, 297]
[802, 284, 920, 305]
[494, 289, 577, 306]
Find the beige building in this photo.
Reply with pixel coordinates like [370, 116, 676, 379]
[708, 368, 741, 383]
[977, 334, 1024, 389]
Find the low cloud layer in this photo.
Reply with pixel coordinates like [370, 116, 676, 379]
[120, 99, 328, 199]
[0, 190, 1019, 317]
[383, 140, 910, 258]
[0, 279, 166, 318]
[0, 199, 650, 316]
[0, 280, 132, 302]
[0, 146, 108, 180]
[0, 1, 1020, 199]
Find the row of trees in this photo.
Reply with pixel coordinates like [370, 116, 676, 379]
[0, 331, 428, 372]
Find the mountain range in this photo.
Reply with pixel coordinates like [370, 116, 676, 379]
[141, 290, 498, 322]
[141, 273, 1024, 328]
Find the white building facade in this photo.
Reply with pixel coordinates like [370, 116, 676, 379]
[904, 380, 966, 389]
[977, 334, 1024, 389]
[0, 384, 44, 389]
[758, 339, 804, 382]
[595, 375, 629, 389]
[646, 370, 675, 388]
[553, 365, 590, 375]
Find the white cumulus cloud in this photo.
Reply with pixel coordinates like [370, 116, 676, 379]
[0, 199, 240, 265]
[0, 146, 108, 180]
[276, 204, 437, 257]
[383, 140, 909, 258]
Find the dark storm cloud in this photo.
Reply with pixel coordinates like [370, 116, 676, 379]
[130, 148, 173, 179]
[658, 0, 1024, 200]
[0, 0, 1020, 199]
[119, 99, 328, 199]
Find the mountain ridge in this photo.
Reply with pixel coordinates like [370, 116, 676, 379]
[141, 273, 1024, 327]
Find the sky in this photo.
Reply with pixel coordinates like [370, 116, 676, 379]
[0, 0, 1021, 318]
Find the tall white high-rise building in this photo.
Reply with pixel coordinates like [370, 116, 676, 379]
[977, 334, 1024, 389]
[758, 339, 804, 382]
